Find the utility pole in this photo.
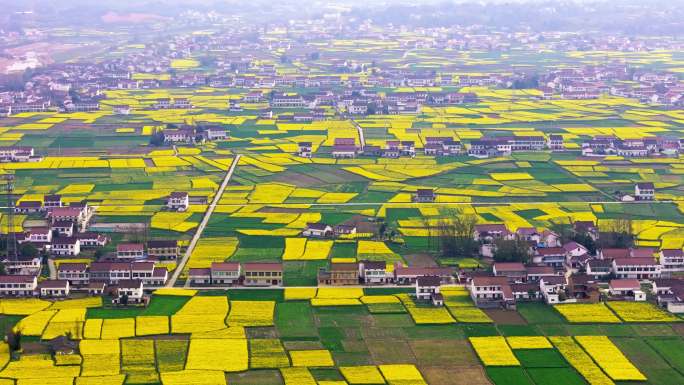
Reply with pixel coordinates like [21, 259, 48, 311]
[2, 173, 17, 261]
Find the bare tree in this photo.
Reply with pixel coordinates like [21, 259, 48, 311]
[598, 214, 634, 248]
[434, 208, 479, 259]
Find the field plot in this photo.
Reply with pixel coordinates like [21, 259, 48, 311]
[4, 288, 684, 384]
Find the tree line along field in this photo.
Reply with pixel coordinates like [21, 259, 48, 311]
[0, 289, 684, 384]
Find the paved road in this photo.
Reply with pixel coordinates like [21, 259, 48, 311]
[166, 154, 241, 287]
[182, 283, 466, 290]
[351, 119, 366, 149]
[47, 258, 56, 279]
[168, 200, 674, 210]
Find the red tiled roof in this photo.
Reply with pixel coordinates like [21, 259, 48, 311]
[244, 263, 283, 272]
[211, 262, 240, 271]
[613, 257, 657, 266]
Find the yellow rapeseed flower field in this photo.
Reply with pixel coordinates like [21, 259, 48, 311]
[469, 337, 520, 366]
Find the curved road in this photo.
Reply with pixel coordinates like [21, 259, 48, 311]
[166, 154, 241, 287]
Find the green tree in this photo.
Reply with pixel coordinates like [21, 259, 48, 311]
[19, 243, 38, 259]
[493, 238, 531, 263]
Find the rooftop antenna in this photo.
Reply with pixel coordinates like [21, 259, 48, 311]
[2, 173, 18, 261]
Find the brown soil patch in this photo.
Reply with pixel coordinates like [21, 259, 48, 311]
[484, 309, 528, 325]
[403, 253, 438, 267]
[272, 171, 326, 187]
[421, 366, 492, 385]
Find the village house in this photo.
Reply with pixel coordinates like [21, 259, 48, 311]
[0, 146, 40, 163]
[412, 189, 436, 203]
[358, 260, 390, 284]
[1, 253, 42, 275]
[548, 134, 564, 150]
[348, 101, 368, 115]
[331, 138, 358, 158]
[51, 237, 81, 256]
[47, 205, 92, 232]
[243, 263, 283, 286]
[44, 195, 63, 209]
[131, 263, 168, 286]
[612, 257, 661, 280]
[0, 275, 38, 297]
[333, 224, 357, 237]
[38, 280, 70, 298]
[87, 262, 166, 287]
[492, 262, 527, 283]
[660, 249, 684, 276]
[271, 93, 308, 108]
[167, 192, 190, 211]
[188, 268, 211, 285]
[52, 221, 74, 237]
[394, 264, 454, 285]
[526, 265, 558, 282]
[204, 127, 229, 141]
[574, 220, 599, 240]
[14, 201, 42, 214]
[112, 280, 145, 304]
[424, 137, 462, 156]
[302, 223, 333, 238]
[73, 234, 105, 251]
[635, 182, 655, 201]
[609, 279, 646, 301]
[116, 243, 146, 261]
[653, 279, 684, 313]
[57, 263, 89, 286]
[539, 275, 568, 304]
[415, 275, 443, 306]
[210, 262, 241, 285]
[147, 240, 180, 260]
[585, 259, 613, 280]
[163, 128, 195, 144]
[318, 262, 360, 286]
[474, 224, 513, 242]
[89, 262, 133, 284]
[297, 142, 313, 158]
[469, 276, 514, 308]
[533, 247, 567, 268]
[20, 227, 52, 247]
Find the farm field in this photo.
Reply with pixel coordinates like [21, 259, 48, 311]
[3, 86, 684, 283]
[2, 3, 684, 384]
[1, 291, 684, 384]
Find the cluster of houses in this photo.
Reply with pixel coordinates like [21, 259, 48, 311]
[302, 222, 357, 238]
[581, 135, 682, 158]
[161, 126, 229, 145]
[317, 260, 454, 286]
[462, 220, 684, 313]
[538, 64, 684, 105]
[303, 135, 552, 160]
[294, 133, 684, 161]
[12, 196, 98, 256]
[188, 262, 283, 286]
[0, 260, 169, 304]
[0, 236, 181, 302]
